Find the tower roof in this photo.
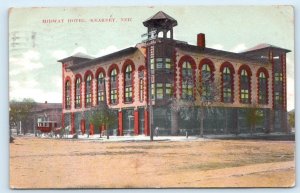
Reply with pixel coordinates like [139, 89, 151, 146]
[143, 11, 177, 28]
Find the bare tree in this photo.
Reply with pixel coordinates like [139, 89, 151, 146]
[194, 72, 222, 137]
[169, 69, 221, 137]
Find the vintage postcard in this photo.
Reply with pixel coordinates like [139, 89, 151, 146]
[9, 6, 295, 188]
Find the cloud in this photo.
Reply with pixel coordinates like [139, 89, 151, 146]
[52, 76, 62, 89]
[95, 45, 118, 57]
[210, 44, 224, 50]
[9, 79, 62, 103]
[9, 50, 44, 75]
[230, 43, 247, 53]
[52, 50, 68, 60]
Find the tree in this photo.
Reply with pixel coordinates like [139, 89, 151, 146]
[194, 73, 221, 137]
[170, 68, 221, 137]
[245, 102, 263, 135]
[9, 98, 36, 135]
[89, 104, 116, 139]
[89, 107, 104, 138]
[288, 111, 295, 130]
[101, 105, 117, 139]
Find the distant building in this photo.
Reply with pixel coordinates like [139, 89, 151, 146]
[30, 102, 62, 134]
[58, 11, 290, 136]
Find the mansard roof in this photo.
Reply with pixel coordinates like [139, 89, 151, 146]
[175, 42, 268, 64]
[241, 43, 291, 53]
[57, 52, 94, 63]
[68, 47, 138, 70]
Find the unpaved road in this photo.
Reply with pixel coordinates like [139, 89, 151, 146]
[10, 137, 295, 188]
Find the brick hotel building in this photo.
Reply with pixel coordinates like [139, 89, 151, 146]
[58, 11, 290, 136]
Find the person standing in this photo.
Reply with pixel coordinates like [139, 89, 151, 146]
[155, 126, 159, 137]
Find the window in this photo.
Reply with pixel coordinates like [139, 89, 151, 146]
[241, 89, 249, 102]
[124, 65, 133, 102]
[201, 64, 212, 100]
[65, 80, 71, 109]
[156, 83, 163, 99]
[222, 67, 233, 103]
[151, 83, 155, 99]
[258, 72, 267, 104]
[139, 79, 144, 102]
[182, 61, 192, 76]
[274, 72, 283, 82]
[125, 65, 132, 80]
[85, 74, 92, 107]
[223, 67, 231, 81]
[182, 61, 193, 100]
[97, 73, 105, 103]
[150, 58, 154, 70]
[240, 69, 250, 104]
[182, 83, 193, 99]
[111, 69, 117, 82]
[125, 87, 132, 102]
[165, 58, 172, 69]
[223, 88, 231, 99]
[110, 68, 118, 104]
[202, 64, 211, 80]
[156, 58, 163, 69]
[275, 92, 282, 104]
[111, 89, 117, 104]
[165, 83, 172, 97]
[75, 78, 81, 108]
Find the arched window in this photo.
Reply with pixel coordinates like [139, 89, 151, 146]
[75, 78, 81, 108]
[65, 80, 71, 109]
[222, 67, 233, 103]
[258, 72, 267, 104]
[182, 61, 193, 100]
[240, 69, 250, 103]
[124, 65, 133, 102]
[201, 64, 212, 100]
[110, 68, 118, 104]
[97, 72, 105, 103]
[85, 74, 92, 107]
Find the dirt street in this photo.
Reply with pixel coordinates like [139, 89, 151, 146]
[10, 137, 295, 188]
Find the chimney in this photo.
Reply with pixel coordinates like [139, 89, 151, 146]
[197, 33, 205, 48]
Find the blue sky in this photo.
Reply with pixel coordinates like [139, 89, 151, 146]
[9, 6, 294, 110]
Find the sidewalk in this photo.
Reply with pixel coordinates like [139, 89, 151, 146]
[18, 132, 295, 142]
[62, 134, 207, 142]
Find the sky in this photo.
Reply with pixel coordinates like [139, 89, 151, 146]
[8, 6, 295, 110]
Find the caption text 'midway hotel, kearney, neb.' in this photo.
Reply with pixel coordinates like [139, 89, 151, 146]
[42, 18, 132, 24]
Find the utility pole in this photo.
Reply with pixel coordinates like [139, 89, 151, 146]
[147, 45, 153, 141]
